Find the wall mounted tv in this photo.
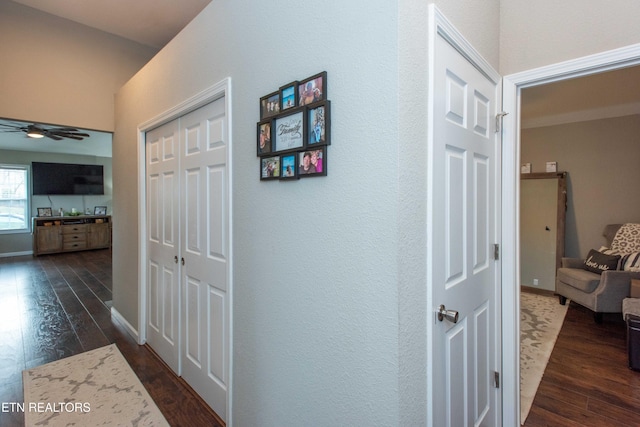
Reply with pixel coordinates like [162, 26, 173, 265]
[32, 162, 104, 195]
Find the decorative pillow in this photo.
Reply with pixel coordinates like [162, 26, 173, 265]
[610, 223, 640, 253]
[621, 252, 640, 272]
[583, 249, 621, 274]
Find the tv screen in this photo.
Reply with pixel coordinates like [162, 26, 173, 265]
[32, 162, 104, 195]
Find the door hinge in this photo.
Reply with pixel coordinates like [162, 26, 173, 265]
[494, 371, 500, 388]
[493, 243, 499, 260]
[495, 112, 508, 133]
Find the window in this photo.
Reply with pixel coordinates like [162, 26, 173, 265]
[0, 165, 29, 233]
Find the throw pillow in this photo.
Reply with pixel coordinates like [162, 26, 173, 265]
[583, 249, 621, 274]
[610, 223, 640, 253]
[621, 252, 640, 272]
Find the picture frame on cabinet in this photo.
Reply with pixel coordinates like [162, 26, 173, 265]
[37, 207, 52, 217]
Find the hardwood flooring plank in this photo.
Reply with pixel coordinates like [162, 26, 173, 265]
[524, 301, 640, 426]
[0, 250, 224, 427]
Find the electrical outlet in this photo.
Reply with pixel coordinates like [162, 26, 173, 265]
[533, 279, 539, 286]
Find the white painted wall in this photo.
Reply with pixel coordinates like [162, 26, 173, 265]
[112, 0, 640, 425]
[115, 1, 401, 425]
[0, 1, 157, 131]
[500, 0, 640, 74]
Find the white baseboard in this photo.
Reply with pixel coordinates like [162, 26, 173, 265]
[110, 306, 141, 344]
[0, 251, 33, 258]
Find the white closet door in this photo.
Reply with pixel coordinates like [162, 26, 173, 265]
[146, 119, 181, 374]
[180, 97, 229, 421]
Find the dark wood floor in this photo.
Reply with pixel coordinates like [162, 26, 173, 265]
[524, 301, 640, 426]
[0, 250, 223, 427]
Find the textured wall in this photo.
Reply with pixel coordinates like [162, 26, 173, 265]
[521, 115, 640, 258]
[501, 0, 640, 74]
[114, 0, 400, 425]
[0, 1, 157, 131]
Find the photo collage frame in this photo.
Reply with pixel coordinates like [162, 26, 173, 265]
[258, 71, 330, 180]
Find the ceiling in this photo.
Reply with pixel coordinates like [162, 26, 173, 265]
[521, 65, 640, 128]
[2, 0, 211, 157]
[10, 0, 212, 49]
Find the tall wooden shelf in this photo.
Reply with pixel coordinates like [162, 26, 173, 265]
[32, 215, 112, 256]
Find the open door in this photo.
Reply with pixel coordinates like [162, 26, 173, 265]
[427, 6, 502, 426]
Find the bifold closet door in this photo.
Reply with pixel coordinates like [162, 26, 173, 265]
[146, 119, 181, 374]
[179, 96, 229, 421]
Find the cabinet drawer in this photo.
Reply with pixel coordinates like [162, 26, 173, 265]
[62, 224, 88, 234]
[63, 233, 86, 243]
[63, 241, 88, 251]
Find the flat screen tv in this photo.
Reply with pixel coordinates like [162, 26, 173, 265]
[32, 162, 104, 195]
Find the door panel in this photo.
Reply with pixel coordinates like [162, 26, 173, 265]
[431, 28, 500, 427]
[180, 97, 229, 421]
[146, 120, 180, 374]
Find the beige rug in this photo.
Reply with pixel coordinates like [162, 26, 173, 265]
[23, 344, 169, 427]
[520, 291, 568, 424]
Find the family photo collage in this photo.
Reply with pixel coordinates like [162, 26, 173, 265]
[257, 71, 331, 180]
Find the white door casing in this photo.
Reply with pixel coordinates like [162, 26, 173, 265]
[428, 6, 502, 427]
[140, 79, 232, 424]
[502, 43, 640, 427]
[179, 97, 230, 421]
[146, 119, 181, 374]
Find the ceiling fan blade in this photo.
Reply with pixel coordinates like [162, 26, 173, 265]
[49, 127, 80, 132]
[50, 132, 88, 140]
[45, 134, 63, 141]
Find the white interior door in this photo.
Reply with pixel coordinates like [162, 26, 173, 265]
[429, 16, 501, 427]
[179, 97, 230, 421]
[146, 119, 181, 373]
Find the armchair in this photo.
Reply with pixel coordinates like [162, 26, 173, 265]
[556, 224, 640, 323]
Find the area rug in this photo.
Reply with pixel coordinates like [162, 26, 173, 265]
[23, 344, 169, 426]
[520, 291, 568, 424]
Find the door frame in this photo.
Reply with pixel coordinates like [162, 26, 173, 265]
[502, 44, 640, 426]
[427, 6, 502, 426]
[135, 77, 234, 424]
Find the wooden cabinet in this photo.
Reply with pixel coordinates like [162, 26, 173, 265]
[33, 215, 111, 256]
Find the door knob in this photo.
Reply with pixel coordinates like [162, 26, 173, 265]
[437, 304, 459, 323]
[174, 255, 178, 264]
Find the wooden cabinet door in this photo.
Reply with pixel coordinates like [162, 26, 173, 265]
[36, 226, 62, 253]
[88, 223, 111, 249]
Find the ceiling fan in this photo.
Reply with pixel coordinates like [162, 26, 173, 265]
[0, 121, 90, 141]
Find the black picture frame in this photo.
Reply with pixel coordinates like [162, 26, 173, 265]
[279, 81, 298, 111]
[260, 91, 280, 119]
[298, 71, 327, 106]
[257, 119, 273, 155]
[298, 147, 326, 177]
[307, 100, 331, 146]
[280, 154, 298, 180]
[94, 206, 107, 215]
[37, 207, 52, 217]
[260, 156, 281, 180]
[274, 108, 305, 153]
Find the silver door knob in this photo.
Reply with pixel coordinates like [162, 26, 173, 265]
[437, 304, 459, 323]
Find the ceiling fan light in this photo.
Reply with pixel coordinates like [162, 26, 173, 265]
[26, 128, 44, 138]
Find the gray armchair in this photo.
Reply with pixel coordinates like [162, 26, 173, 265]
[556, 224, 640, 323]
